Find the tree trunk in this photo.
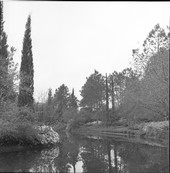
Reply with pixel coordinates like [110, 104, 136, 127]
[114, 144, 118, 173]
[111, 74, 115, 115]
[106, 73, 109, 125]
[107, 142, 112, 173]
[73, 163, 76, 173]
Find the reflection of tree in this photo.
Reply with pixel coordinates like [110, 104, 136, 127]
[80, 139, 108, 173]
[107, 142, 112, 173]
[54, 133, 80, 173]
[0, 148, 41, 172]
[112, 143, 118, 173]
[0, 135, 168, 173]
[118, 142, 169, 173]
[67, 142, 79, 173]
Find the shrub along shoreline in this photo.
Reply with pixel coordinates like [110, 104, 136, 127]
[71, 121, 169, 146]
[0, 124, 60, 147]
[0, 106, 60, 147]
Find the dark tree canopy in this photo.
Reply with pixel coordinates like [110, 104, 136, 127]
[0, 1, 3, 36]
[47, 88, 53, 106]
[18, 15, 34, 108]
[80, 70, 105, 110]
[53, 84, 70, 119]
[0, 1, 10, 102]
[68, 88, 78, 109]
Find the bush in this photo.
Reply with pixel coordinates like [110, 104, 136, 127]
[62, 108, 78, 123]
[139, 121, 169, 140]
[52, 122, 66, 131]
[0, 105, 42, 146]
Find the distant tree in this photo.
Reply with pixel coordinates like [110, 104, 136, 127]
[108, 73, 116, 113]
[53, 84, 70, 120]
[107, 68, 140, 123]
[108, 72, 117, 120]
[131, 24, 169, 121]
[68, 88, 78, 110]
[47, 88, 53, 106]
[80, 70, 105, 111]
[132, 23, 169, 76]
[113, 71, 125, 108]
[143, 23, 169, 55]
[139, 48, 169, 120]
[42, 88, 55, 125]
[118, 69, 142, 123]
[119, 25, 169, 122]
[18, 15, 34, 109]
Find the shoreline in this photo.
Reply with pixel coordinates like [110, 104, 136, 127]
[71, 121, 169, 147]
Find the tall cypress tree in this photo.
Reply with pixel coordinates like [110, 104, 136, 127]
[0, 1, 3, 36]
[0, 1, 9, 102]
[0, 1, 8, 66]
[18, 15, 34, 108]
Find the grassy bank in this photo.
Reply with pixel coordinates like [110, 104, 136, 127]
[72, 121, 169, 146]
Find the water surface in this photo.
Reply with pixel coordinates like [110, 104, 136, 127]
[0, 133, 169, 173]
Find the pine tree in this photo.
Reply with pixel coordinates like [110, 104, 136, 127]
[80, 70, 105, 110]
[47, 88, 53, 106]
[68, 88, 78, 109]
[18, 15, 34, 108]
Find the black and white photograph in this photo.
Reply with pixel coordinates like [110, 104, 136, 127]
[0, 1, 169, 172]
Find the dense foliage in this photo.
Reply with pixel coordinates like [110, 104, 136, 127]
[0, 1, 17, 106]
[18, 15, 34, 108]
[79, 23, 169, 125]
[34, 24, 169, 130]
[0, 0, 169, 144]
[80, 70, 105, 111]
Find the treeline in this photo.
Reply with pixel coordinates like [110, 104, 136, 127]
[35, 85, 78, 126]
[0, 0, 169, 134]
[38, 23, 169, 129]
[78, 23, 169, 125]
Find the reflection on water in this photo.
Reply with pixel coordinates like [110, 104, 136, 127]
[0, 132, 169, 173]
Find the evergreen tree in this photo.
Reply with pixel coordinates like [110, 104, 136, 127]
[18, 15, 34, 108]
[80, 70, 105, 111]
[0, 1, 10, 103]
[53, 84, 70, 120]
[68, 88, 78, 109]
[47, 88, 53, 106]
[0, 1, 3, 36]
[132, 23, 169, 76]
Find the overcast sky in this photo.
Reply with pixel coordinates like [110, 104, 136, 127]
[3, 1, 170, 101]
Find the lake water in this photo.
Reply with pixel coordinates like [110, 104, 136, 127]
[0, 132, 169, 173]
